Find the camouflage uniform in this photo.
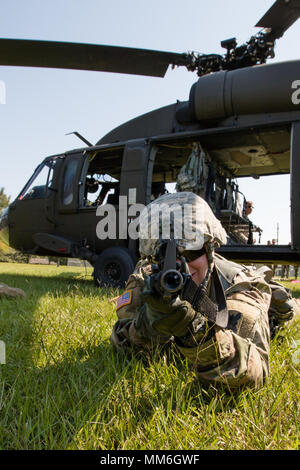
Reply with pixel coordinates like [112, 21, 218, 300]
[294, 265, 298, 279]
[281, 265, 290, 279]
[110, 193, 295, 389]
[0, 283, 26, 298]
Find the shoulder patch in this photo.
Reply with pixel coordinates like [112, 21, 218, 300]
[116, 290, 132, 310]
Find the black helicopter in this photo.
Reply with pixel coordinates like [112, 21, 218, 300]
[1, 0, 300, 287]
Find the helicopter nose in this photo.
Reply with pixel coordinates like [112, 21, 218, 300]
[0, 207, 10, 248]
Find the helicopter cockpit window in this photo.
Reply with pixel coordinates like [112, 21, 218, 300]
[80, 147, 123, 208]
[18, 160, 56, 200]
[82, 174, 119, 207]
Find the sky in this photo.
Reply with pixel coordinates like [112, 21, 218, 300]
[0, 0, 299, 244]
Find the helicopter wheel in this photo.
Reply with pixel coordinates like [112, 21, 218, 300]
[93, 247, 136, 288]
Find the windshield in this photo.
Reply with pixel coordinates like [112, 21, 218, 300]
[17, 159, 56, 200]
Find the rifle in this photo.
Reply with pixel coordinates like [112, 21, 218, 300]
[149, 239, 191, 299]
[148, 239, 229, 328]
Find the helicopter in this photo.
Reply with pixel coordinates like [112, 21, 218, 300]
[1, 0, 300, 287]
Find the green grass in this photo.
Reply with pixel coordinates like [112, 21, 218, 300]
[0, 238, 13, 254]
[0, 262, 299, 450]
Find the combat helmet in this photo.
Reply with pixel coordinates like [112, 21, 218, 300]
[139, 191, 227, 260]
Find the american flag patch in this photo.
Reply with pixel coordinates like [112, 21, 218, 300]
[116, 290, 132, 310]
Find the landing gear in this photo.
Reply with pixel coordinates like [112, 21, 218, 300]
[93, 247, 136, 288]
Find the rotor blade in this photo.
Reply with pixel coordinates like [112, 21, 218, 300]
[0, 38, 188, 77]
[256, 0, 300, 39]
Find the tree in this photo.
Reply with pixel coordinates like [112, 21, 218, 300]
[0, 187, 10, 215]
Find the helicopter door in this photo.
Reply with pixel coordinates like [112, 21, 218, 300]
[9, 157, 59, 251]
[120, 140, 154, 205]
[119, 140, 155, 254]
[290, 121, 300, 252]
[57, 151, 88, 213]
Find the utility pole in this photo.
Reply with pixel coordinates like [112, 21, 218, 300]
[276, 223, 279, 244]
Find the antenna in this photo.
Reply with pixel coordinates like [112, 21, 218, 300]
[66, 131, 92, 147]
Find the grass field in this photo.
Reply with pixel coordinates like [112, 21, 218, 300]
[0, 262, 299, 450]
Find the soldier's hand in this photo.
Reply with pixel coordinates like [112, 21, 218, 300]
[141, 277, 197, 337]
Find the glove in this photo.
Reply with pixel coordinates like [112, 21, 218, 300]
[269, 283, 295, 322]
[141, 276, 199, 337]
